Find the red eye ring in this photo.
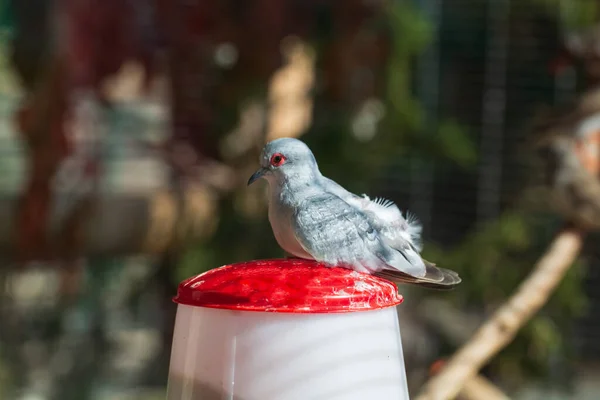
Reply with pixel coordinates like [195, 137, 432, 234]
[270, 153, 286, 167]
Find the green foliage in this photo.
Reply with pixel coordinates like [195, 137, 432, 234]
[434, 119, 478, 168]
[177, 244, 219, 283]
[381, 2, 477, 171]
[0, 0, 13, 35]
[384, 1, 431, 132]
[0, 352, 13, 400]
[423, 212, 533, 305]
[530, 0, 600, 29]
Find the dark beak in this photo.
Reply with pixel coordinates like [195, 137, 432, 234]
[247, 168, 267, 186]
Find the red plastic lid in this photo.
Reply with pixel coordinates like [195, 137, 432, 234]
[173, 259, 403, 314]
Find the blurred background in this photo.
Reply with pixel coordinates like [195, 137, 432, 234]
[1, 0, 600, 398]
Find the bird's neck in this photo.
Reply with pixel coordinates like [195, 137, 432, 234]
[272, 170, 322, 205]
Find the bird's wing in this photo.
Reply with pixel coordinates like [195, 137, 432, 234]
[320, 177, 423, 251]
[316, 178, 460, 288]
[291, 192, 426, 277]
[359, 196, 423, 252]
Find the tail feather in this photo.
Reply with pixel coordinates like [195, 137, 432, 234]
[374, 260, 461, 290]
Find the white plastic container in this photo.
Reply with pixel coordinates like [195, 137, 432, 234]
[166, 259, 410, 400]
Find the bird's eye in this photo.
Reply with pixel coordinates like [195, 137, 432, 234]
[270, 153, 286, 167]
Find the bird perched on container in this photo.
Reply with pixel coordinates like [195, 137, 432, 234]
[247, 137, 461, 289]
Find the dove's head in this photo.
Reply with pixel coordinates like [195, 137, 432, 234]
[247, 138, 320, 187]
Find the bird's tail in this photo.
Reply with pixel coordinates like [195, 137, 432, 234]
[374, 259, 461, 290]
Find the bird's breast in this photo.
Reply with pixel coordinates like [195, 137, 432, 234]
[268, 195, 312, 259]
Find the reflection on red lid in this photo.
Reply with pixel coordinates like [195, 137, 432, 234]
[173, 259, 403, 314]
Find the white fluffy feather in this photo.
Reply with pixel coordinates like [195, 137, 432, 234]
[355, 195, 423, 252]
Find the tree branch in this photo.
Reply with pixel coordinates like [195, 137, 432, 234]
[428, 359, 510, 400]
[415, 227, 585, 400]
[459, 374, 510, 400]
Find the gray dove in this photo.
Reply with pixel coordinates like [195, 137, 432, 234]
[247, 138, 461, 289]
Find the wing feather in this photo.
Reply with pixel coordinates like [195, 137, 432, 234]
[319, 178, 423, 252]
[291, 193, 426, 277]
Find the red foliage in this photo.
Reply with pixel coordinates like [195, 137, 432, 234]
[14, 59, 70, 262]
